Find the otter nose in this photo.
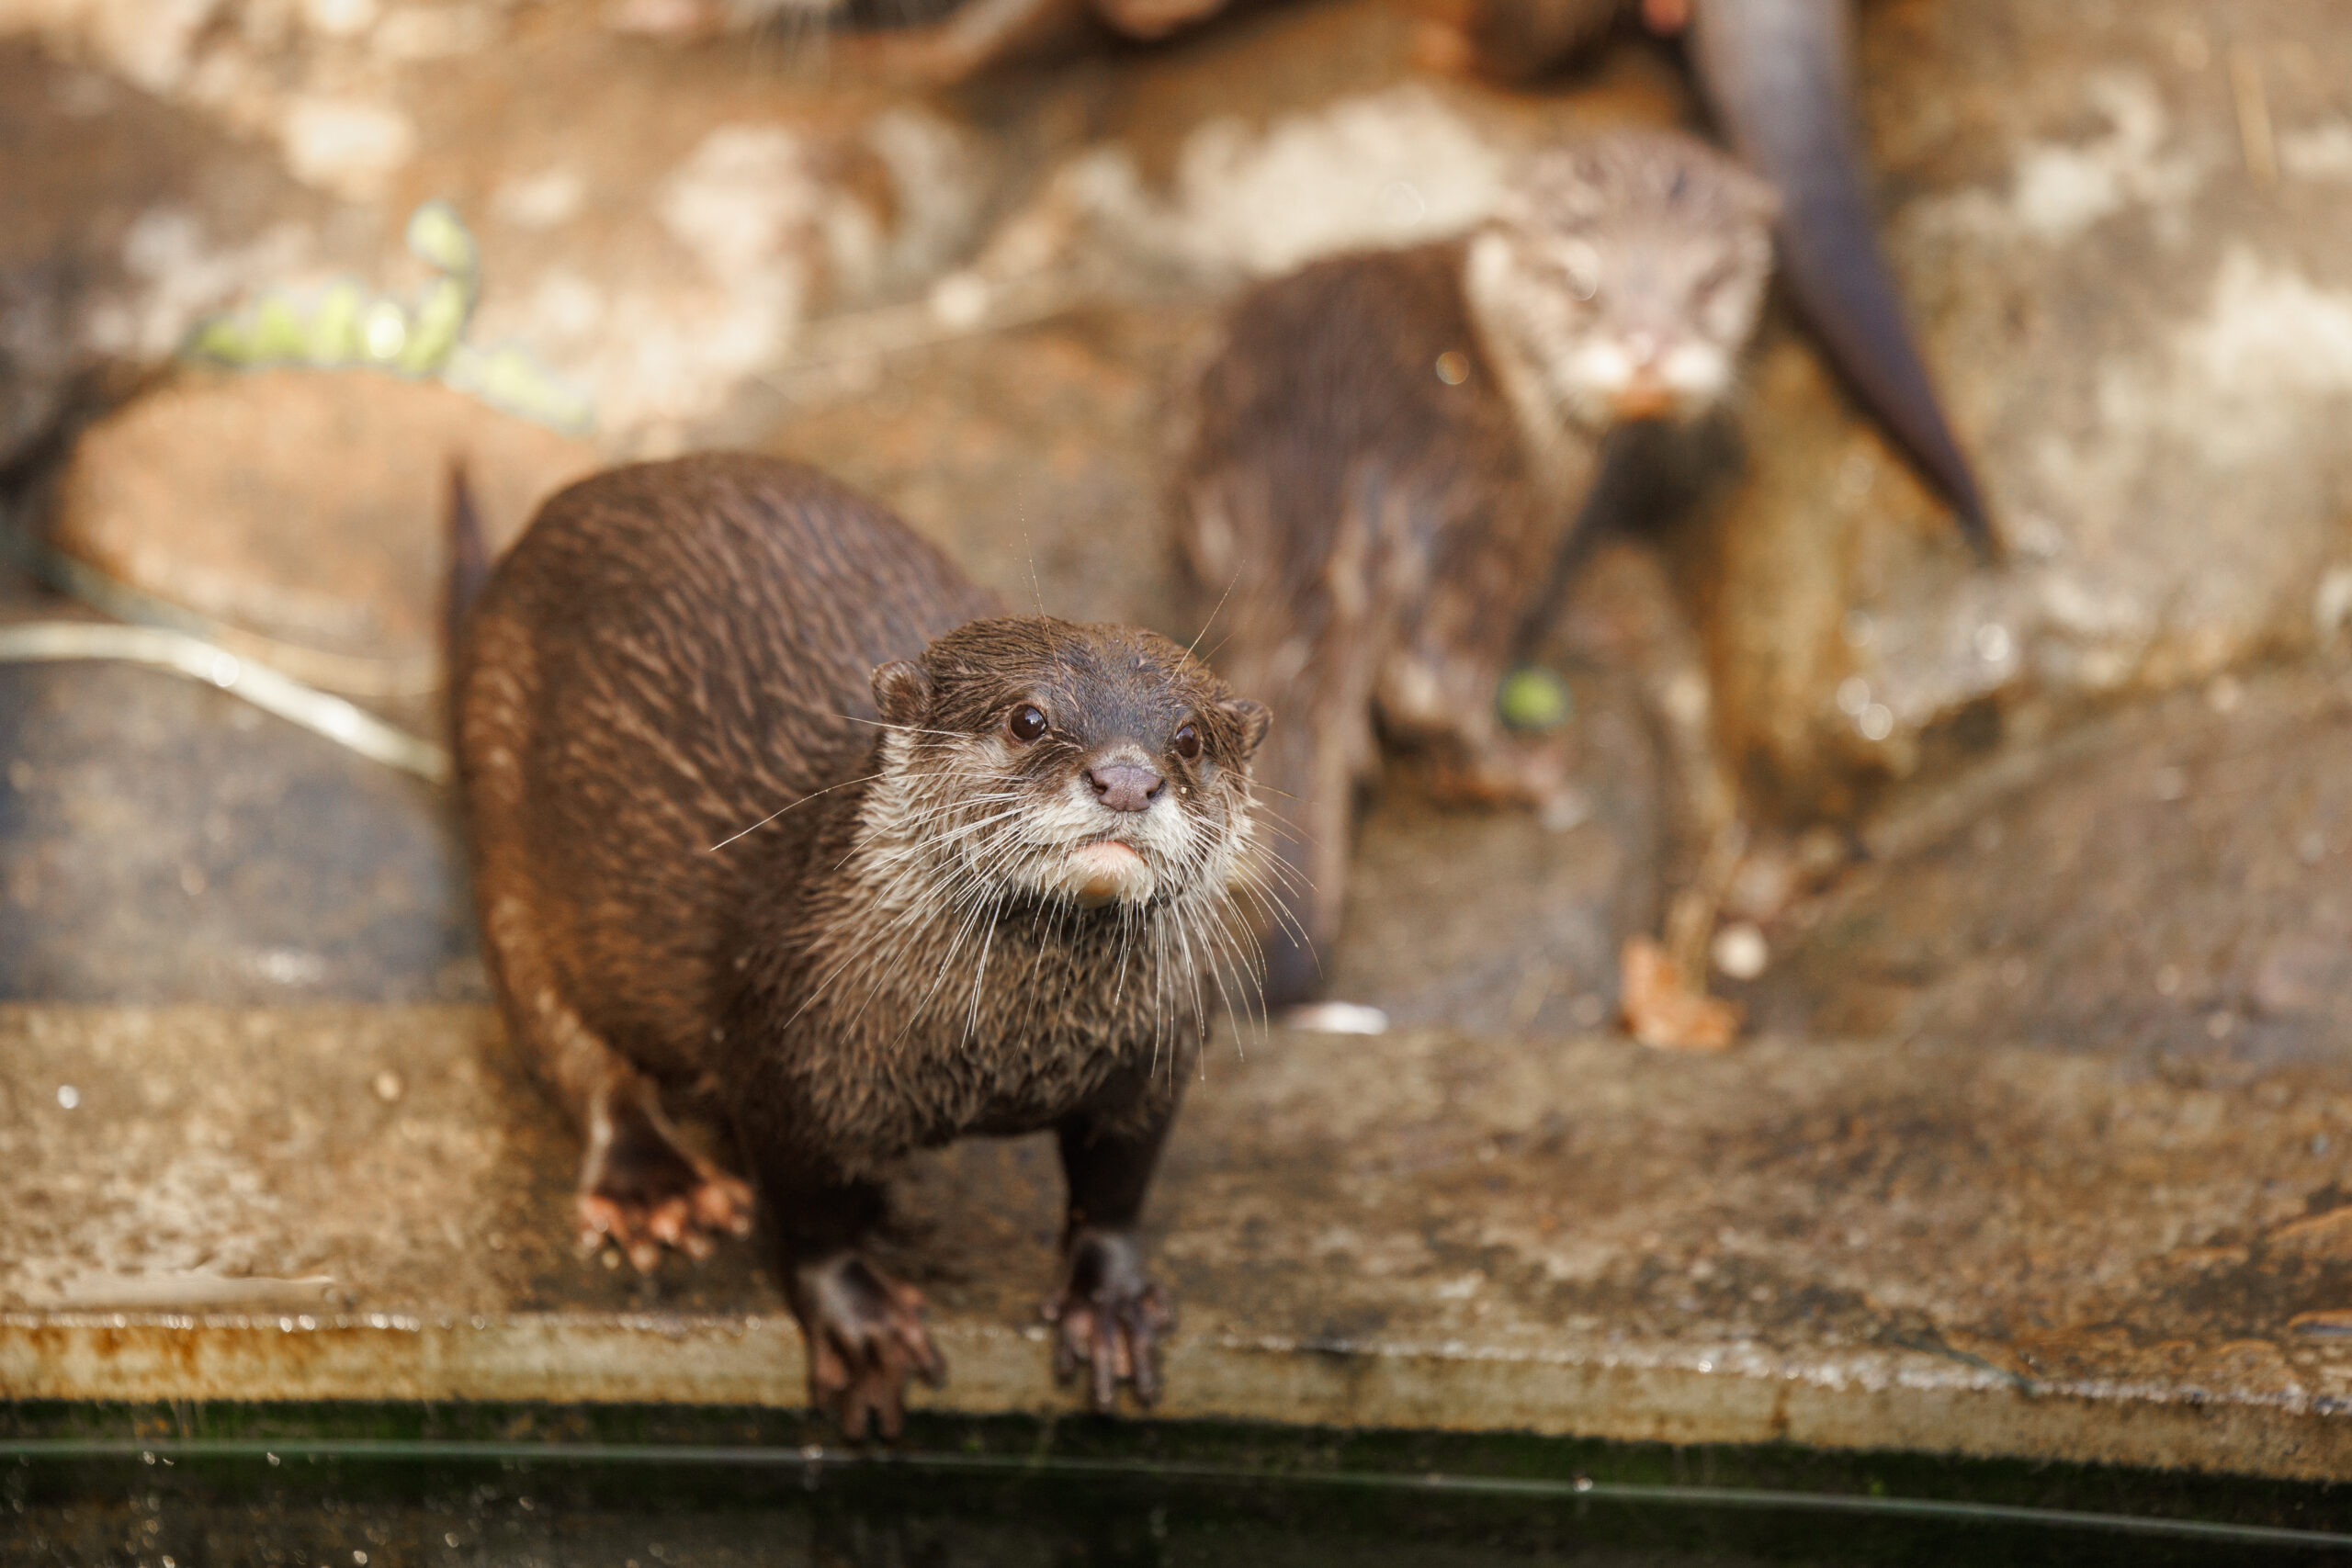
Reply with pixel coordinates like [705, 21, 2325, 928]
[1087, 761, 1164, 813]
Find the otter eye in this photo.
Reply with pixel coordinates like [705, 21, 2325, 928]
[1007, 704, 1047, 743]
[1172, 722, 1201, 761]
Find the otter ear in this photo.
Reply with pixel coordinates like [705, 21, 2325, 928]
[871, 660, 932, 728]
[1730, 164, 1783, 226]
[1221, 697, 1272, 757]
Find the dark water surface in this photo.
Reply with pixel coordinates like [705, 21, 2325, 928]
[6, 1406, 2348, 1567]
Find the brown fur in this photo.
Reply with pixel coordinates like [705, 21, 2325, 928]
[1173, 130, 1773, 1008]
[454, 453, 1268, 1430]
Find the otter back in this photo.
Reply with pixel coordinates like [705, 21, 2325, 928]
[455, 454, 999, 1089]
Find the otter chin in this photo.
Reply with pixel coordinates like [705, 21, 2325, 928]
[1064, 840, 1155, 907]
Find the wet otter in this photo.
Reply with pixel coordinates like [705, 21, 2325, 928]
[452, 454, 1271, 1433]
[1419, 0, 1996, 552]
[1173, 128, 1775, 1008]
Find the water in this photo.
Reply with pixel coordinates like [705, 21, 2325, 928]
[6, 1408, 2347, 1567]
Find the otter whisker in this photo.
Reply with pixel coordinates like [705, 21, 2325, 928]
[1183, 563, 1246, 663]
[707, 770, 891, 852]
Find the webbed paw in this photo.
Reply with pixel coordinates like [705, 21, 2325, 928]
[576, 1096, 754, 1272]
[794, 1253, 945, 1439]
[1043, 1227, 1173, 1413]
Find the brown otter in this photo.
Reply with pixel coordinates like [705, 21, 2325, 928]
[452, 453, 1271, 1434]
[1419, 0, 1996, 552]
[1173, 128, 1775, 1008]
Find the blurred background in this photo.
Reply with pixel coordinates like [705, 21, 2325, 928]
[4, 0, 2350, 1060]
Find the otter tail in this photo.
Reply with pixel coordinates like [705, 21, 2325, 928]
[1688, 0, 1997, 558]
[445, 458, 492, 656]
[1250, 674, 1365, 1012]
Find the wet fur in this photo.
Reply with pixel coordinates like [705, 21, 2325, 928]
[1425, 0, 1994, 548]
[1174, 130, 1773, 1007]
[725, 615, 1271, 1175]
[455, 453, 1268, 1421]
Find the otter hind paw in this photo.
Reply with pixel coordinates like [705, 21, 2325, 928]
[1043, 1229, 1174, 1413]
[797, 1255, 945, 1440]
[576, 1102, 754, 1272]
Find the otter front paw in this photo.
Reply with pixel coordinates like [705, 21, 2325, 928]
[576, 1101, 755, 1272]
[794, 1254, 946, 1440]
[1043, 1228, 1173, 1413]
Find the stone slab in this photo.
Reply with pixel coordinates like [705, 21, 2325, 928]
[9, 1005, 2352, 1482]
[50, 367, 599, 679]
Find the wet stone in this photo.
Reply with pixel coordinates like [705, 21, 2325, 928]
[1745, 662, 2352, 1067]
[0, 650, 484, 1005]
[0, 39, 372, 471]
[50, 366, 599, 672]
[10, 1003, 2352, 1480]
[1683, 0, 2352, 808]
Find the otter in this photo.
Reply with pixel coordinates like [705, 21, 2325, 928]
[1173, 128, 1775, 1009]
[452, 454, 1271, 1434]
[1419, 0, 1996, 552]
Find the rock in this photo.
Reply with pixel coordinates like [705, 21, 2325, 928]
[436, 70, 997, 443]
[0, 655, 484, 1002]
[0, 11, 1002, 458]
[961, 10, 1690, 300]
[49, 367, 599, 685]
[749, 303, 1209, 630]
[1685, 0, 2352, 814]
[1748, 664, 2352, 1065]
[0, 39, 371, 470]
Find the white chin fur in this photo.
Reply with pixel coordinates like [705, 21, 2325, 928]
[1663, 344, 1729, 404]
[1057, 840, 1157, 908]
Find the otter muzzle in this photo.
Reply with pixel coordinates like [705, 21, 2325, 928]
[1067, 841, 1154, 908]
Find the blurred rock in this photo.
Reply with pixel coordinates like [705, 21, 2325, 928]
[0, 654, 483, 1002]
[0, 39, 371, 471]
[961, 3, 1689, 299]
[748, 303, 1209, 630]
[1747, 664, 2352, 1066]
[50, 367, 599, 682]
[0, 13, 1001, 457]
[432, 73, 996, 441]
[1688, 0, 2352, 814]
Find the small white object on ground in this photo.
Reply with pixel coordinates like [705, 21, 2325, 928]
[1711, 921, 1770, 981]
[1281, 1001, 1390, 1035]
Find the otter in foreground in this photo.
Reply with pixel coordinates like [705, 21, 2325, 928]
[1174, 129, 1775, 1009]
[453, 454, 1271, 1433]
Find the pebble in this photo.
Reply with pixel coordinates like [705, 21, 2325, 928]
[1711, 922, 1770, 981]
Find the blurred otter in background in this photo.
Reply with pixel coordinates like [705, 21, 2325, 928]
[1173, 129, 1777, 1009]
[1419, 0, 1996, 553]
[628, 0, 1987, 553]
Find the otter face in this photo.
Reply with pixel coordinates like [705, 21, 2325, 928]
[1466, 129, 1778, 431]
[865, 617, 1271, 915]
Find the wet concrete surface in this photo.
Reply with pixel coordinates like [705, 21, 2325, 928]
[12, 1003, 2352, 1481]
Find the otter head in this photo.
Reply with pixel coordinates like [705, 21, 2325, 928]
[865, 617, 1271, 914]
[1465, 128, 1778, 430]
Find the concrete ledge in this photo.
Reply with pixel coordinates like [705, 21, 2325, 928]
[10, 1316, 2352, 1483]
[9, 1007, 2352, 1481]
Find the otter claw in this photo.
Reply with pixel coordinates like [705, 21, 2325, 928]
[574, 1122, 755, 1273]
[1043, 1229, 1173, 1413]
[797, 1256, 944, 1439]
